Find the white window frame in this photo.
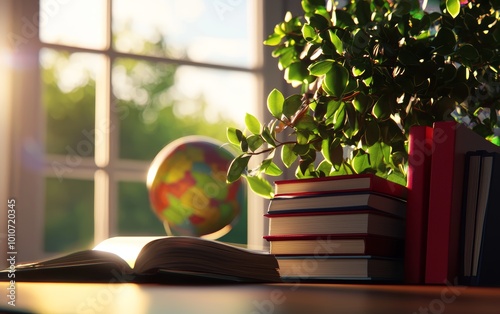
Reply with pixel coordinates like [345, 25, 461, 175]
[1, 0, 301, 265]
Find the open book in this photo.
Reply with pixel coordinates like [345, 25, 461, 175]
[1, 237, 281, 283]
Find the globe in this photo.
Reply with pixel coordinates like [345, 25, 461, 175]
[146, 136, 245, 238]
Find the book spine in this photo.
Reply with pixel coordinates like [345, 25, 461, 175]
[265, 209, 401, 219]
[404, 125, 433, 284]
[274, 174, 407, 199]
[458, 151, 483, 285]
[475, 152, 500, 286]
[425, 121, 457, 284]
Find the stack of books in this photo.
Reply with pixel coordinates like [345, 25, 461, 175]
[264, 174, 408, 282]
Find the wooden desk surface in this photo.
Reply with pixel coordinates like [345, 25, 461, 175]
[4, 282, 500, 314]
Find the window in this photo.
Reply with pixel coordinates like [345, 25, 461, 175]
[43, 0, 263, 252]
[5, 0, 299, 264]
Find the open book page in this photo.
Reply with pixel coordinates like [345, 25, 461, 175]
[93, 236, 164, 268]
[93, 236, 270, 268]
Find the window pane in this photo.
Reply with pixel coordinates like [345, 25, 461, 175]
[44, 178, 94, 253]
[39, 0, 107, 49]
[41, 49, 98, 157]
[112, 0, 256, 68]
[113, 58, 253, 161]
[118, 181, 165, 235]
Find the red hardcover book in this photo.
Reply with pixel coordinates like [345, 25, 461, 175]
[267, 192, 406, 218]
[264, 234, 404, 257]
[273, 173, 407, 200]
[404, 126, 433, 284]
[425, 121, 500, 284]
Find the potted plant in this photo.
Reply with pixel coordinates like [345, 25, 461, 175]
[226, 0, 500, 198]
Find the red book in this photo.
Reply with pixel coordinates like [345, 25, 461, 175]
[404, 126, 433, 284]
[264, 234, 404, 257]
[425, 121, 500, 284]
[273, 173, 407, 200]
[267, 192, 406, 218]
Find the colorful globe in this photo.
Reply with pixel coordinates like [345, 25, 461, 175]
[146, 136, 245, 238]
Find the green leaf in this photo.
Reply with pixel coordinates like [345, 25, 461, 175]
[352, 150, 371, 174]
[263, 33, 282, 46]
[364, 120, 380, 146]
[247, 134, 264, 152]
[245, 175, 274, 199]
[317, 160, 334, 176]
[366, 142, 385, 172]
[296, 131, 309, 145]
[308, 59, 334, 76]
[446, 0, 460, 19]
[321, 137, 343, 166]
[293, 144, 310, 155]
[277, 47, 295, 68]
[262, 127, 277, 147]
[458, 44, 479, 62]
[328, 30, 343, 55]
[295, 114, 317, 131]
[264, 161, 283, 176]
[245, 113, 261, 135]
[285, 62, 308, 84]
[281, 143, 298, 168]
[333, 102, 346, 130]
[240, 137, 249, 152]
[298, 150, 316, 175]
[344, 103, 358, 138]
[283, 95, 303, 119]
[302, 24, 317, 41]
[387, 172, 407, 186]
[308, 13, 330, 32]
[227, 155, 250, 183]
[382, 143, 391, 167]
[353, 93, 372, 114]
[322, 63, 349, 99]
[372, 94, 392, 121]
[321, 138, 332, 164]
[227, 127, 243, 146]
[267, 89, 285, 119]
[326, 99, 342, 119]
[491, 136, 500, 146]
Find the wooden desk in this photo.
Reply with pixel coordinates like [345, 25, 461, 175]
[4, 282, 500, 314]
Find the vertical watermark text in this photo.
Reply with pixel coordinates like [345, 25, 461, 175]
[6, 198, 17, 307]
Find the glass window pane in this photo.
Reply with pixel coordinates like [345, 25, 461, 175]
[112, 0, 256, 68]
[44, 178, 94, 253]
[113, 58, 254, 161]
[41, 49, 98, 157]
[39, 0, 107, 49]
[118, 181, 165, 235]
